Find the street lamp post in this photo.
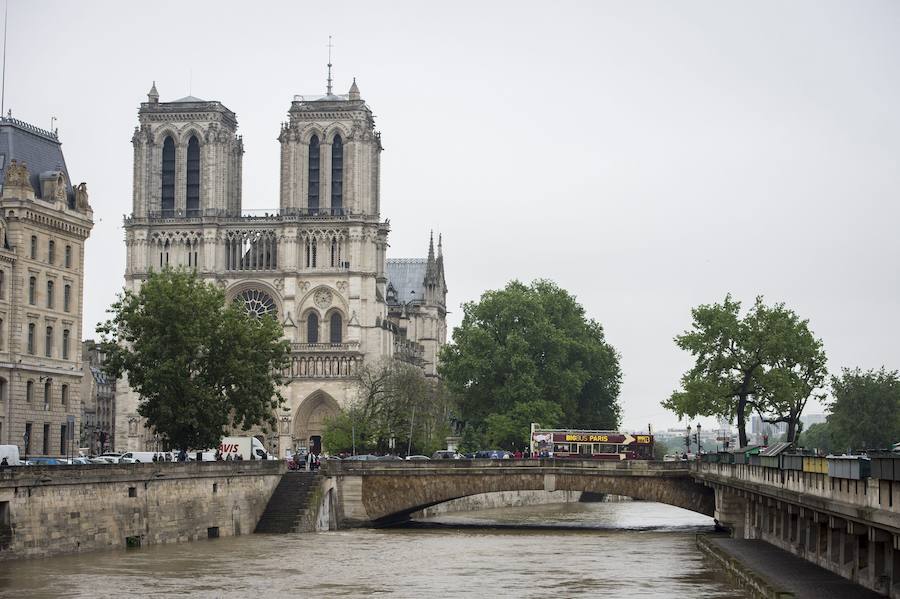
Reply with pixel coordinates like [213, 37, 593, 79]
[696, 422, 702, 455]
[685, 424, 692, 457]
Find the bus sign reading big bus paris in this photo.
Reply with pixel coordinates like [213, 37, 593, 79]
[530, 428, 654, 460]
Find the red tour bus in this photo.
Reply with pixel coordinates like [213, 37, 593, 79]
[530, 429, 654, 460]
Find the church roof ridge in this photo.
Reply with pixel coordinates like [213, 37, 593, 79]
[387, 257, 427, 264]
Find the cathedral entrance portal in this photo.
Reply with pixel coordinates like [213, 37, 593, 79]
[294, 391, 341, 454]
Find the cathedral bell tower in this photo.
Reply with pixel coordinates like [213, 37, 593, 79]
[131, 82, 243, 218]
[277, 78, 381, 217]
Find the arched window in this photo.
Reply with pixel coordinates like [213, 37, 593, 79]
[330, 237, 337, 267]
[46, 280, 54, 309]
[48, 240, 55, 264]
[161, 136, 176, 215]
[307, 312, 319, 343]
[65, 245, 72, 268]
[62, 329, 70, 359]
[330, 313, 342, 344]
[28, 276, 36, 305]
[43, 381, 51, 410]
[61, 384, 68, 406]
[45, 326, 53, 357]
[30, 235, 37, 259]
[331, 134, 343, 213]
[186, 135, 200, 215]
[308, 135, 320, 212]
[64, 284, 71, 312]
[26, 380, 33, 402]
[27, 323, 35, 354]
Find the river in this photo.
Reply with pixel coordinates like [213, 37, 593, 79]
[0, 501, 745, 598]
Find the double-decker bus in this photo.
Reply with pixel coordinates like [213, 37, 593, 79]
[530, 429, 654, 460]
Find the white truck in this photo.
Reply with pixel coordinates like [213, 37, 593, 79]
[217, 437, 272, 461]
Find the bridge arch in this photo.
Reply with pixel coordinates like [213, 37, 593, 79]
[325, 462, 716, 527]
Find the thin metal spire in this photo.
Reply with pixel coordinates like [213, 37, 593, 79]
[326, 35, 333, 95]
[1, 0, 8, 117]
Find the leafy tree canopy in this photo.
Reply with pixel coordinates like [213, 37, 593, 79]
[439, 280, 621, 450]
[98, 268, 291, 451]
[323, 360, 452, 456]
[828, 367, 900, 451]
[663, 295, 826, 447]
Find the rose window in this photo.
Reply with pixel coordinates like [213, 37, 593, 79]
[237, 289, 277, 319]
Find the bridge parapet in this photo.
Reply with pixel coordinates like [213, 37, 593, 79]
[322, 458, 691, 477]
[693, 461, 900, 533]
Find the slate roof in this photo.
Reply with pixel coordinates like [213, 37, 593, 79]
[386, 259, 427, 305]
[0, 117, 73, 206]
[172, 95, 206, 103]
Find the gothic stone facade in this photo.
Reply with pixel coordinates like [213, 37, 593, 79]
[117, 81, 447, 456]
[0, 118, 93, 457]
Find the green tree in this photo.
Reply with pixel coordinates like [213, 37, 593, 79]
[798, 422, 834, 454]
[439, 280, 622, 445]
[98, 268, 291, 452]
[483, 400, 562, 451]
[663, 295, 826, 447]
[828, 367, 900, 451]
[323, 359, 451, 455]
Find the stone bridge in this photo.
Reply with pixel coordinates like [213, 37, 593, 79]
[319, 459, 714, 527]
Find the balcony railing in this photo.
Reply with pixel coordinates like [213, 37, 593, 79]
[291, 342, 355, 352]
[132, 207, 350, 223]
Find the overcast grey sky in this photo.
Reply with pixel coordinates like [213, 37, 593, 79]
[10, 1, 899, 431]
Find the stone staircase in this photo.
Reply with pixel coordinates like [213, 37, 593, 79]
[254, 471, 322, 534]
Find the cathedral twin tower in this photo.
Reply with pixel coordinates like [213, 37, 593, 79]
[118, 77, 447, 455]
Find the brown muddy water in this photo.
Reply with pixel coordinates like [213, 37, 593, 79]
[0, 501, 746, 598]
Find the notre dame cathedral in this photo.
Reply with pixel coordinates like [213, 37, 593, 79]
[115, 75, 447, 456]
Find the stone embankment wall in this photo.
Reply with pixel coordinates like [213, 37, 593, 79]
[0, 461, 283, 560]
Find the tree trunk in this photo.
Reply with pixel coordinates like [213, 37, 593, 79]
[737, 395, 748, 447]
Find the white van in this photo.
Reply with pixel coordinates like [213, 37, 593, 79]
[120, 451, 166, 463]
[0, 445, 20, 466]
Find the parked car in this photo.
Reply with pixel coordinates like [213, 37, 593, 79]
[344, 454, 381, 461]
[377, 455, 403, 461]
[406, 455, 431, 461]
[25, 457, 66, 466]
[92, 453, 123, 464]
[474, 450, 512, 459]
[120, 451, 166, 463]
[432, 450, 461, 460]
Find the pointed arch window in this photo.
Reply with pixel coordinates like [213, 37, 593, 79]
[307, 312, 319, 343]
[161, 136, 176, 215]
[308, 135, 320, 212]
[186, 135, 200, 216]
[330, 313, 342, 344]
[330, 237, 337, 267]
[331, 134, 343, 213]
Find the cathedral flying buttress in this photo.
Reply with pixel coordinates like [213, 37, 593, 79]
[116, 77, 447, 456]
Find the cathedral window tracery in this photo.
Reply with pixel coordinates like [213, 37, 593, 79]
[330, 312, 343, 344]
[236, 289, 277, 320]
[186, 135, 201, 216]
[308, 135, 320, 212]
[161, 136, 176, 216]
[307, 312, 319, 343]
[331, 134, 343, 213]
